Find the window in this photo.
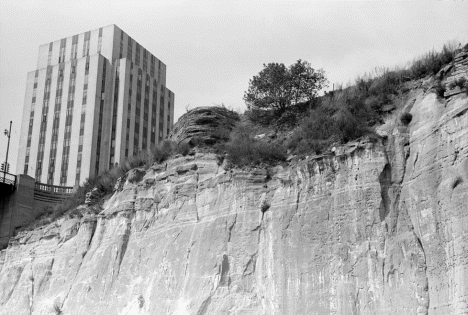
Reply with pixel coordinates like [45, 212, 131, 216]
[85, 41, 89, 56]
[59, 46, 66, 63]
[70, 35, 78, 60]
[71, 43, 78, 59]
[135, 43, 140, 65]
[97, 27, 103, 54]
[83, 32, 90, 57]
[82, 90, 87, 104]
[143, 55, 148, 71]
[128, 37, 133, 61]
[150, 56, 155, 77]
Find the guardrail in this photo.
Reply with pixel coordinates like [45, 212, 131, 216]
[0, 172, 16, 186]
[34, 182, 73, 194]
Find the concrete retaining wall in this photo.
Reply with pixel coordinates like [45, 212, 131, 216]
[0, 175, 73, 249]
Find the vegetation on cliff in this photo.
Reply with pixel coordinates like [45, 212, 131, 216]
[20, 41, 467, 231]
[243, 41, 464, 155]
[244, 60, 328, 122]
[19, 140, 191, 231]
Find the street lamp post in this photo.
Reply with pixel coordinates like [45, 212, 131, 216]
[3, 121, 12, 183]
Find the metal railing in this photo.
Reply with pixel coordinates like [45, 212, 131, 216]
[0, 172, 16, 186]
[34, 182, 73, 194]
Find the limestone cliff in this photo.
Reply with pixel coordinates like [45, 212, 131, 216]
[0, 52, 467, 315]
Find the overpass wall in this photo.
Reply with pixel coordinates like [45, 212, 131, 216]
[0, 175, 73, 249]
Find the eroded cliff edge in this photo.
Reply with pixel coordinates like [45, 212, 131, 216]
[1, 56, 467, 315]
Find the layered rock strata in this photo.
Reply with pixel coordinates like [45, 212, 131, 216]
[169, 106, 239, 145]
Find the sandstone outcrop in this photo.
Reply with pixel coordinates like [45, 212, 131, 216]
[169, 106, 239, 145]
[0, 51, 467, 315]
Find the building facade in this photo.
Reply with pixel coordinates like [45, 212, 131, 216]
[17, 25, 175, 186]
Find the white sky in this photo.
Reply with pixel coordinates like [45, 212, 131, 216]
[1, 0, 467, 173]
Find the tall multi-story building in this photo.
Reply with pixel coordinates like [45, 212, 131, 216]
[16, 25, 175, 186]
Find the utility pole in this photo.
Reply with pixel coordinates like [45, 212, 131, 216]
[3, 121, 12, 183]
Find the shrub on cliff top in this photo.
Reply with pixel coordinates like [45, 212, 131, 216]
[287, 87, 373, 155]
[176, 141, 191, 156]
[408, 42, 458, 79]
[244, 60, 328, 123]
[152, 140, 175, 163]
[224, 121, 286, 167]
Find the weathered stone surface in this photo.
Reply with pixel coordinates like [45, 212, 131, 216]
[127, 168, 145, 184]
[114, 175, 127, 192]
[0, 72, 467, 314]
[84, 188, 100, 206]
[444, 48, 468, 98]
[169, 106, 240, 145]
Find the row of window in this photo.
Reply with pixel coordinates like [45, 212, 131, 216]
[124, 67, 172, 158]
[95, 61, 107, 175]
[59, 60, 77, 186]
[34, 66, 54, 181]
[47, 63, 65, 184]
[122, 32, 160, 78]
[23, 71, 40, 175]
[109, 61, 120, 168]
[75, 58, 90, 184]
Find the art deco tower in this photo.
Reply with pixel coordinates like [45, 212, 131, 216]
[17, 25, 175, 186]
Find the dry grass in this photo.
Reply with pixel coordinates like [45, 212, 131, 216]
[286, 41, 461, 155]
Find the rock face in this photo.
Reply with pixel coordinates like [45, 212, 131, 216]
[0, 54, 467, 314]
[169, 106, 239, 145]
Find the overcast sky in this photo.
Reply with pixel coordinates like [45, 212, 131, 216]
[1, 0, 467, 173]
